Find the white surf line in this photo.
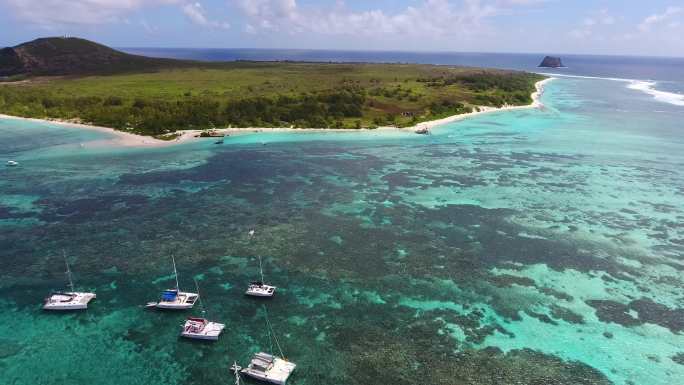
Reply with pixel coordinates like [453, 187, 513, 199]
[537, 72, 684, 107]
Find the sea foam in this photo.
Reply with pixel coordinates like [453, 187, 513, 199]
[538, 72, 684, 107]
[626, 80, 684, 106]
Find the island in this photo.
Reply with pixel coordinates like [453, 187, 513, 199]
[538, 56, 564, 68]
[0, 37, 547, 140]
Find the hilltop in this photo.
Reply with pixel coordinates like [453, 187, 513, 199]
[0, 37, 189, 76]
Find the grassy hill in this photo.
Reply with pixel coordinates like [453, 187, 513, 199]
[0, 38, 545, 136]
[0, 37, 191, 76]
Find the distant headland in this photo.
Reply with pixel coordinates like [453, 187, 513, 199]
[539, 56, 564, 68]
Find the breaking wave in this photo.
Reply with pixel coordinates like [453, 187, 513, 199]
[538, 73, 684, 107]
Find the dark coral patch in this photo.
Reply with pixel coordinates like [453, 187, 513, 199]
[586, 300, 640, 327]
[587, 298, 684, 333]
[672, 353, 684, 365]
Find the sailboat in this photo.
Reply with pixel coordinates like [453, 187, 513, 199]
[180, 280, 225, 341]
[43, 251, 96, 311]
[245, 229, 277, 298]
[237, 306, 296, 385]
[146, 256, 198, 310]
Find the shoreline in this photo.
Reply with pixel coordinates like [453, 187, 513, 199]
[0, 78, 554, 147]
[408, 77, 554, 132]
[0, 114, 171, 147]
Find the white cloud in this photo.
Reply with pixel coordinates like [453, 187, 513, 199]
[182, 2, 230, 29]
[570, 9, 616, 39]
[2, 0, 181, 27]
[3, 0, 228, 30]
[638, 6, 682, 32]
[233, 0, 538, 38]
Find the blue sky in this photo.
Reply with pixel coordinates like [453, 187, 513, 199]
[1, 1, 683, 56]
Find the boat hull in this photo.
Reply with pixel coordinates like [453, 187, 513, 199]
[180, 331, 222, 341]
[155, 302, 195, 310]
[43, 292, 96, 311]
[242, 354, 296, 385]
[245, 284, 276, 297]
[180, 321, 225, 341]
[149, 291, 198, 310]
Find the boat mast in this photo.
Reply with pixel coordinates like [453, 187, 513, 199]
[172, 255, 180, 292]
[63, 250, 74, 292]
[231, 362, 242, 385]
[194, 279, 206, 316]
[249, 229, 265, 283]
[263, 305, 285, 359]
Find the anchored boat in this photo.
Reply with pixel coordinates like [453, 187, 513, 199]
[241, 352, 296, 385]
[43, 251, 96, 311]
[245, 229, 277, 298]
[181, 317, 225, 340]
[237, 307, 296, 385]
[245, 255, 276, 298]
[180, 280, 225, 341]
[146, 256, 198, 310]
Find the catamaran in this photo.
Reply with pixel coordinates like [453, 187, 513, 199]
[245, 229, 277, 298]
[146, 256, 198, 310]
[236, 307, 296, 385]
[245, 255, 276, 298]
[180, 280, 225, 341]
[43, 251, 96, 311]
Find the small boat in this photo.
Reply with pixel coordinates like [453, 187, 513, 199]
[146, 256, 198, 310]
[237, 307, 296, 385]
[180, 280, 225, 341]
[6, 160, 18, 167]
[245, 230, 276, 298]
[181, 317, 225, 340]
[240, 352, 296, 385]
[43, 251, 96, 311]
[215, 136, 225, 144]
[415, 126, 429, 135]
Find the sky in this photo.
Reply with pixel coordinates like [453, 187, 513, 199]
[1, 0, 683, 57]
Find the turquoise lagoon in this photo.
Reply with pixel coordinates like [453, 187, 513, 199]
[1, 76, 683, 385]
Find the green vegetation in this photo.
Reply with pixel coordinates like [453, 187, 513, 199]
[0, 62, 544, 136]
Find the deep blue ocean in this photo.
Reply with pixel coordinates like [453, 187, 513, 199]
[1, 50, 683, 385]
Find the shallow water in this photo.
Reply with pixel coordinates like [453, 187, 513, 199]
[1, 77, 683, 385]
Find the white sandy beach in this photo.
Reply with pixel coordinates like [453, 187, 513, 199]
[0, 78, 554, 147]
[0, 114, 170, 147]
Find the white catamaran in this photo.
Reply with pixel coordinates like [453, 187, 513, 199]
[146, 256, 198, 310]
[245, 255, 276, 298]
[237, 306, 296, 385]
[180, 280, 225, 341]
[43, 251, 96, 311]
[245, 229, 276, 298]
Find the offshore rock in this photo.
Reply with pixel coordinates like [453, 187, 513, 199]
[539, 56, 564, 68]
